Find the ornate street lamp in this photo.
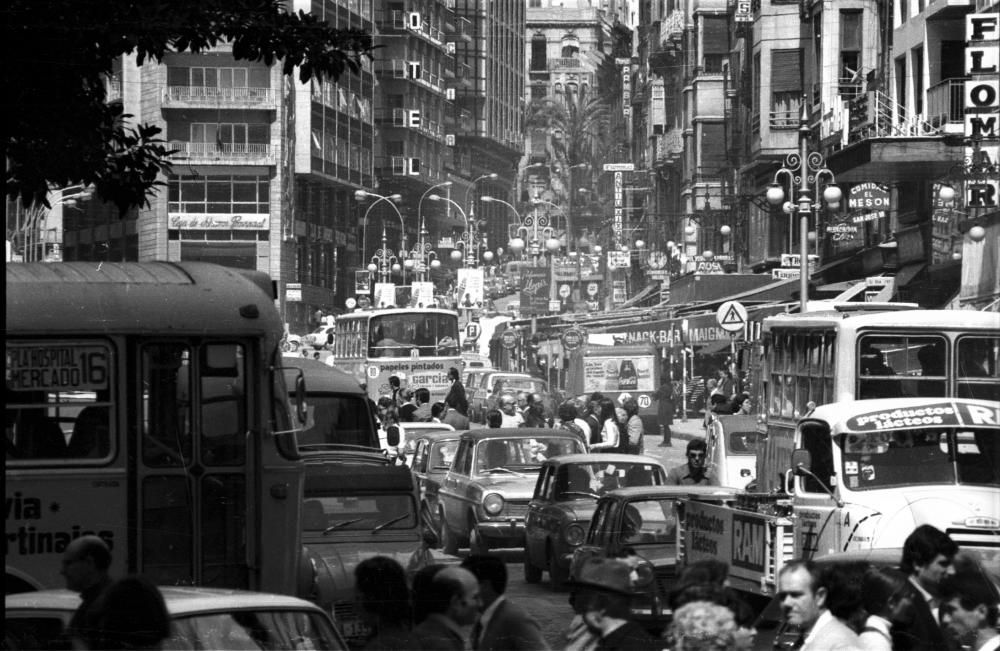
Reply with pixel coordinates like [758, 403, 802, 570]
[766, 99, 842, 312]
[355, 190, 403, 270]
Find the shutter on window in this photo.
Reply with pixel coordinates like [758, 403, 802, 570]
[703, 17, 729, 54]
[771, 49, 802, 93]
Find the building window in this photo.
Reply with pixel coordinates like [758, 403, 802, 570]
[770, 49, 802, 128]
[699, 123, 726, 177]
[168, 176, 270, 215]
[531, 34, 547, 71]
[702, 16, 729, 74]
[561, 34, 580, 58]
[840, 11, 863, 97]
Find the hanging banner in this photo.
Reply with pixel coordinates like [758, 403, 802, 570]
[374, 283, 396, 308]
[411, 281, 435, 308]
[355, 270, 371, 294]
[457, 267, 485, 308]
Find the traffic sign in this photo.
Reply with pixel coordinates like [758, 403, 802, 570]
[716, 300, 748, 333]
[465, 322, 481, 341]
[561, 328, 584, 352]
[603, 163, 635, 172]
[501, 329, 518, 350]
[587, 282, 600, 297]
[558, 283, 572, 298]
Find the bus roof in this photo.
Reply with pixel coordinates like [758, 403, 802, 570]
[6, 262, 282, 337]
[804, 398, 1000, 433]
[763, 309, 1000, 331]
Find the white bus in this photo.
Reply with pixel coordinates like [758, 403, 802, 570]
[331, 307, 462, 403]
[754, 306, 999, 491]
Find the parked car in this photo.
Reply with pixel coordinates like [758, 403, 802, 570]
[437, 428, 587, 554]
[5, 586, 348, 650]
[571, 485, 742, 635]
[525, 453, 668, 588]
[705, 414, 761, 489]
[300, 463, 458, 647]
[281, 331, 303, 353]
[302, 324, 336, 350]
[405, 429, 463, 536]
[282, 357, 382, 458]
[386, 421, 455, 464]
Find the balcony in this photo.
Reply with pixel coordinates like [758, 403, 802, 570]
[162, 86, 278, 110]
[106, 76, 122, 102]
[661, 10, 685, 42]
[549, 57, 583, 70]
[167, 142, 275, 166]
[926, 77, 967, 130]
[446, 16, 473, 42]
[448, 62, 474, 88]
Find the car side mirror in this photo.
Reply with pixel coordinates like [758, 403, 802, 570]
[386, 425, 400, 447]
[791, 449, 811, 475]
[294, 373, 308, 425]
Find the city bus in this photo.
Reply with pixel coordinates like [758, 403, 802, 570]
[5, 262, 305, 596]
[331, 307, 461, 402]
[754, 305, 1000, 491]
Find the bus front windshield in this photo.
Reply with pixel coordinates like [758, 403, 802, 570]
[840, 428, 1000, 490]
[368, 313, 460, 358]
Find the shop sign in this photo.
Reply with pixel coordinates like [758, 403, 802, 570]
[612, 280, 627, 305]
[607, 250, 631, 269]
[168, 213, 269, 230]
[561, 328, 584, 351]
[286, 283, 302, 302]
[579, 253, 603, 280]
[553, 256, 580, 281]
[772, 268, 800, 280]
[519, 267, 550, 316]
[780, 254, 818, 271]
[827, 221, 860, 243]
[965, 14, 999, 210]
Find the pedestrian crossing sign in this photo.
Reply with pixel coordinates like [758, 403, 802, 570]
[716, 300, 747, 333]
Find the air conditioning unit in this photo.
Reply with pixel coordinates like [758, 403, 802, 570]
[408, 110, 421, 128]
[408, 157, 421, 174]
[407, 61, 422, 79]
[446, 88, 456, 100]
[446, 42, 456, 54]
[408, 12, 421, 30]
[446, 134, 455, 146]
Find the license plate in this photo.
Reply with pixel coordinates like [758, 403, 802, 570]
[341, 619, 372, 641]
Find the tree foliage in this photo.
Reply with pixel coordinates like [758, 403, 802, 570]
[3, 0, 374, 212]
[525, 86, 612, 171]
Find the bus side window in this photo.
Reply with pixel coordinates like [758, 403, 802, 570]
[68, 405, 110, 458]
[799, 423, 835, 494]
[142, 344, 192, 467]
[6, 405, 67, 459]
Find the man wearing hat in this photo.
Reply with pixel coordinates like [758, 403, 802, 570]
[566, 557, 660, 651]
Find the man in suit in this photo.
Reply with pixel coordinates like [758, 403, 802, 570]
[894, 524, 958, 651]
[939, 570, 1000, 651]
[777, 559, 862, 650]
[462, 554, 549, 651]
[411, 566, 482, 651]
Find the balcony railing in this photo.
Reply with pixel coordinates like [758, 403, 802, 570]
[107, 77, 122, 102]
[549, 57, 582, 70]
[661, 10, 685, 42]
[770, 109, 799, 129]
[167, 142, 275, 165]
[926, 77, 967, 128]
[163, 86, 277, 109]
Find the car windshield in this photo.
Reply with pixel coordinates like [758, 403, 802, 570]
[475, 437, 585, 473]
[727, 431, 762, 455]
[839, 427, 1000, 490]
[620, 498, 679, 546]
[167, 610, 344, 650]
[556, 461, 666, 499]
[297, 393, 376, 450]
[302, 493, 417, 533]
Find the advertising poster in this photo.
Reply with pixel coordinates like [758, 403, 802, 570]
[457, 267, 485, 307]
[582, 355, 656, 393]
[355, 270, 371, 294]
[411, 281, 435, 308]
[374, 283, 396, 308]
[519, 267, 550, 316]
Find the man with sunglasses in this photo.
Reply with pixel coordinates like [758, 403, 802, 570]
[665, 438, 717, 485]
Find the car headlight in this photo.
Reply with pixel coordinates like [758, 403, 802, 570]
[563, 523, 585, 547]
[482, 493, 504, 516]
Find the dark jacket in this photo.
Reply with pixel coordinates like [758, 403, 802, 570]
[891, 579, 949, 651]
[445, 382, 468, 416]
[597, 621, 660, 651]
[476, 598, 550, 651]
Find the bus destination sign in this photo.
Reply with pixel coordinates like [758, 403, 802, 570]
[7, 344, 110, 391]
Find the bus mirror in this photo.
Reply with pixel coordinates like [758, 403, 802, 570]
[386, 425, 400, 447]
[791, 449, 811, 475]
[295, 375, 308, 425]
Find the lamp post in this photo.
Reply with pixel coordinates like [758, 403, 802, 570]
[418, 180, 453, 228]
[366, 226, 401, 285]
[355, 189, 404, 271]
[429, 194, 481, 267]
[765, 100, 842, 312]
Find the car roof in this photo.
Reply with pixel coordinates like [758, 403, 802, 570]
[6, 587, 328, 616]
[401, 423, 455, 432]
[542, 453, 665, 467]
[458, 428, 580, 442]
[408, 430, 463, 443]
[712, 415, 758, 432]
[601, 485, 743, 500]
[282, 357, 365, 394]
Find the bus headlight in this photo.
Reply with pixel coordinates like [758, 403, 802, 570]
[483, 493, 504, 516]
[563, 523, 585, 547]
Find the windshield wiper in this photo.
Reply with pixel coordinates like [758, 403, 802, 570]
[372, 513, 410, 533]
[322, 518, 364, 535]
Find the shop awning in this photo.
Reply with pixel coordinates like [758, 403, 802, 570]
[892, 262, 927, 290]
[619, 282, 660, 309]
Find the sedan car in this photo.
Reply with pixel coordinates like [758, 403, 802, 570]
[571, 485, 742, 635]
[471, 372, 550, 423]
[5, 586, 347, 650]
[437, 428, 587, 554]
[525, 453, 668, 588]
[302, 324, 336, 350]
[705, 414, 761, 489]
[405, 429, 463, 533]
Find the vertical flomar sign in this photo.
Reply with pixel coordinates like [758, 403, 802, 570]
[966, 14, 999, 210]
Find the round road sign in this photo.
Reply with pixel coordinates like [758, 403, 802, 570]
[587, 282, 599, 297]
[559, 283, 571, 298]
[501, 329, 518, 350]
[716, 300, 748, 333]
[561, 328, 584, 351]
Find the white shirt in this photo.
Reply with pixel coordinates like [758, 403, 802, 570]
[500, 411, 524, 428]
[590, 419, 619, 451]
[858, 615, 892, 651]
[977, 634, 1000, 651]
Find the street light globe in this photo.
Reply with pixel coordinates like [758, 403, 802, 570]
[939, 185, 957, 204]
[823, 184, 843, 205]
[702, 250, 714, 261]
[450, 249, 463, 261]
[483, 251, 495, 262]
[666, 240, 675, 249]
[593, 245, 603, 254]
[684, 225, 696, 236]
[545, 237, 561, 252]
[354, 189, 369, 201]
[430, 259, 442, 269]
[634, 239, 645, 249]
[391, 263, 402, 273]
[404, 259, 415, 269]
[766, 184, 785, 205]
[969, 225, 987, 242]
[508, 237, 525, 253]
[782, 201, 795, 215]
[720, 225, 732, 237]
[497, 247, 504, 257]
[952, 252, 963, 261]
[807, 231, 817, 243]
[428, 194, 442, 202]
[367, 263, 377, 273]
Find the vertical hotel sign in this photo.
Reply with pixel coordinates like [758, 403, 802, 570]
[966, 14, 999, 210]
